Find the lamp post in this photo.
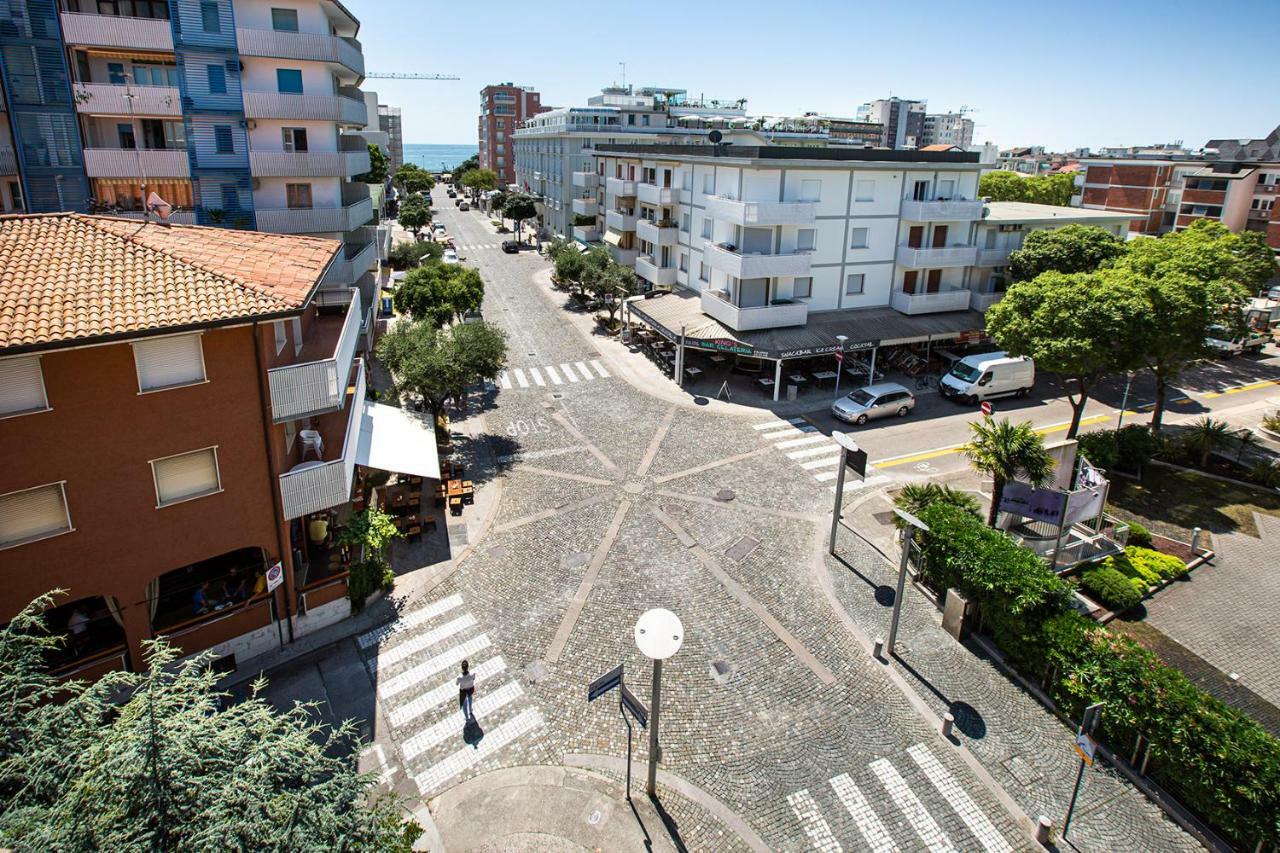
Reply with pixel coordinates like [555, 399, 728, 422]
[887, 508, 929, 657]
[635, 608, 683, 799]
[828, 431, 866, 555]
[833, 334, 849, 401]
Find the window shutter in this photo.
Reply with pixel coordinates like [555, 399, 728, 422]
[0, 357, 47, 416]
[153, 449, 220, 506]
[0, 484, 69, 547]
[134, 334, 205, 392]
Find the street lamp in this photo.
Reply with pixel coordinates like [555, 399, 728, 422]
[887, 508, 929, 657]
[832, 334, 849, 401]
[828, 431, 867, 554]
[635, 608, 683, 799]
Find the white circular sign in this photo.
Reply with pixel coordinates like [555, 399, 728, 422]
[832, 431, 860, 453]
[634, 608, 684, 660]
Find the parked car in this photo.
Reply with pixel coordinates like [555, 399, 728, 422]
[832, 382, 916, 425]
[433, 223, 446, 234]
[501, 240, 520, 253]
[447, 190, 457, 199]
[459, 202, 470, 211]
[939, 352, 1035, 404]
[442, 249, 459, 265]
[1205, 324, 1268, 357]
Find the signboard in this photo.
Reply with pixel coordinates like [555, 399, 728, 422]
[265, 561, 284, 593]
[687, 337, 755, 355]
[1074, 732, 1097, 766]
[620, 683, 648, 729]
[587, 664, 624, 702]
[998, 481, 1068, 525]
[980, 401, 993, 417]
[1063, 483, 1106, 528]
[834, 349, 844, 363]
[844, 447, 869, 479]
[778, 339, 877, 359]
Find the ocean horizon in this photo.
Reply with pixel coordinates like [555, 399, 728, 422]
[403, 143, 479, 171]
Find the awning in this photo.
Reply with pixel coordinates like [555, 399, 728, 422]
[603, 229, 624, 246]
[355, 403, 441, 479]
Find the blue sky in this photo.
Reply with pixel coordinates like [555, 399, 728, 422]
[349, 0, 1280, 151]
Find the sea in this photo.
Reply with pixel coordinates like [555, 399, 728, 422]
[402, 144, 479, 172]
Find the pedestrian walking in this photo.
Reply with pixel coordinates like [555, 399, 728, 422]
[457, 660, 476, 722]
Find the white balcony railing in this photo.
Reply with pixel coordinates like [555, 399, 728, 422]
[700, 289, 809, 331]
[890, 288, 973, 315]
[637, 182, 679, 206]
[114, 209, 197, 224]
[74, 84, 181, 117]
[59, 12, 173, 50]
[970, 291, 1005, 312]
[242, 92, 367, 125]
[83, 148, 190, 178]
[278, 358, 365, 519]
[976, 248, 1010, 267]
[573, 225, 601, 243]
[636, 219, 679, 246]
[635, 255, 677, 287]
[268, 289, 361, 422]
[703, 241, 813, 278]
[606, 177, 637, 197]
[605, 209, 637, 231]
[322, 241, 377, 287]
[607, 245, 638, 266]
[705, 195, 816, 226]
[571, 197, 598, 216]
[0, 149, 15, 175]
[895, 245, 979, 268]
[249, 149, 370, 178]
[899, 199, 985, 222]
[572, 171, 598, 189]
[254, 198, 373, 234]
[235, 28, 365, 78]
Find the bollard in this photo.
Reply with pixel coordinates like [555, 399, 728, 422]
[941, 712, 955, 740]
[1035, 816, 1053, 846]
[873, 638, 885, 662]
[1190, 527, 1203, 555]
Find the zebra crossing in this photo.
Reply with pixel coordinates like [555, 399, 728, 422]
[356, 591, 544, 796]
[754, 417, 891, 493]
[451, 241, 503, 251]
[786, 743, 1014, 853]
[495, 359, 611, 390]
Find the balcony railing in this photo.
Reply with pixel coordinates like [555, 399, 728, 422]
[60, 12, 173, 50]
[255, 197, 373, 234]
[278, 358, 365, 519]
[0, 148, 15, 175]
[635, 255, 677, 288]
[703, 241, 813, 278]
[235, 28, 365, 78]
[976, 248, 1010, 267]
[890, 288, 972, 315]
[83, 148, 189, 178]
[970, 290, 1004, 312]
[895, 245, 979, 268]
[899, 198, 985, 221]
[607, 245, 638, 266]
[572, 171, 598, 188]
[114, 209, 197, 224]
[249, 149, 371, 178]
[74, 83, 181, 117]
[636, 219, 678, 246]
[700, 288, 809, 331]
[606, 177, 637, 197]
[573, 225, 601, 243]
[242, 91, 367, 125]
[322, 241, 377, 287]
[705, 195, 816, 226]
[637, 182, 679, 206]
[571, 197, 598, 216]
[605, 209, 638, 231]
[267, 288, 361, 422]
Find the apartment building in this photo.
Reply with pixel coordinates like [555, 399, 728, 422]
[0, 0, 380, 306]
[0, 214, 436, 679]
[825, 117, 884, 147]
[478, 83, 545, 186]
[858, 98, 926, 149]
[921, 112, 975, 150]
[378, 103, 403, 171]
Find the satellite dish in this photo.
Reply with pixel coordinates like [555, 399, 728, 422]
[708, 129, 723, 143]
[146, 192, 173, 222]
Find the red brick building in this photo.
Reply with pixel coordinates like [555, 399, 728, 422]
[478, 84, 547, 186]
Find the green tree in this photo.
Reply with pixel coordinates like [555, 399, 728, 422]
[396, 193, 431, 240]
[550, 240, 586, 287]
[962, 417, 1055, 526]
[979, 171, 1075, 206]
[589, 263, 639, 324]
[355, 142, 388, 185]
[394, 163, 434, 195]
[1007, 224, 1128, 282]
[376, 320, 507, 417]
[892, 483, 982, 528]
[450, 154, 479, 188]
[985, 270, 1146, 437]
[387, 239, 442, 270]
[0, 594, 420, 850]
[1231, 230, 1280, 293]
[1180, 416, 1236, 468]
[462, 168, 499, 201]
[502, 193, 538, 243]
[488, 190, 508, 220]
[393, 261, 484, 326]
[978, 170, 1028, 202]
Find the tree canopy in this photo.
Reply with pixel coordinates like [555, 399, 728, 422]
[376, 320, 507, 416]
[354, 142, 388, 185]
[393, 260, 484, 326]
[451, 154, 479, 186]
[1007, 224, 1127, 282]
[461, 169, 499, 198]
[387, 239, 442, 271]
[962, 418, 1055, 526]
[393, 163, 434, 195]
[502, 193, 538, 241]
[979, 170, 1076, 206]
[396, 193, 431, 239]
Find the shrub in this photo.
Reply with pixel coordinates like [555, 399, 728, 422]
[347, 555, 394, 610]
[1116, 424, 1159, 470]
[573, 213, 596, 226]
[1082, 566, 1143, 611]
[1126, 521, 1153, 549]
[1251, 459, 1280, 488]
[1076, 429, 1120, 470]
[1127, 546, 1188, 582]
[892, 483, 981, 528]
[388, 240, 442, 270]
[1263, 411, 1280, 432]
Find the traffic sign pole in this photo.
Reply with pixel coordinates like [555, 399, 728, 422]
[1063, 703, 1104, 839]
[980, 400, 993, 417]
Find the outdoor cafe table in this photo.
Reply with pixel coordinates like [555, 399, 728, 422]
[756, 377, 774, 396]
[708, 354, 728, 364]
[812, 370, 837, 388]
[684, 366, 703, 381]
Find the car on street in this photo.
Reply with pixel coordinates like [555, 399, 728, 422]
[442, 249, 459, 265]
[433, 223, 446, 234]
[939, 351, 1035, 404]
[501, 240, 520, 253]
[832, 382, 916, 425]
[447, 189, 456, 199]
[459, 202, 470, 211]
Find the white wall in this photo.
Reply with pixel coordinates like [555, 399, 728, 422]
[254, 175, 342, 208]
[240, 57, 335, 97]
[232, 0, 333, 34]
[249, 119, 338, 151]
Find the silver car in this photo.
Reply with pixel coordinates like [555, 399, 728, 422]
[832, 382, 916, 425]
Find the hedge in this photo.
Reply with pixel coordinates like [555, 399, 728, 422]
[915, 503, 1280, 848]
[1100, 546, 1188, 592]
[1081, 566, 1143, 611]
[1126, 522, 1153, 549]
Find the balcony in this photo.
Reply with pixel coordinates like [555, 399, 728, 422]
[255, 197, 373, 234]
[242, 91, 367, 125]
[703, 241, 813, 278]
[635, 255, 677, 288]
[705, 195, 816, 227]
[83, 148, 189, 178]
[322, 240, 377, 287]
[636, 219, 678, 247]
[970, 290, 1005, 312]
[235, 28, 364, 79]
[605, 209, 638, 231]
[74, 83, 181, 117]
[890, 288, 972, 315]
[278, 358, 365, 519]
[249, 149, 371, 178]
[115, 209, 197, 224]
[571, 197, 598, 216]
[0, 148, 15, 175]
[60, 12, 174, 51]
[637, 182, 679, 206]
[573, 224, 601, 243]
[606, 177, 637, 197]
[895, 245, 978, 268]
[268, 289, 361, 422]
[607, 245, 638, 266]
[899, 199, 984, 222]
[572, 171, 598, 189]
[976, 248, 1010, 267]
[700, 289, 809, 331]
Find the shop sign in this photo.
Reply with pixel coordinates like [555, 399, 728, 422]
[998, 481, 1068, 525]
[778, 339, 878, 359]
[265, 561, 284, 593]
[688, 337, 754, 355]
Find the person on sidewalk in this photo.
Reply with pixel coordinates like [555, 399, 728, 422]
[457, 660, 476, 722]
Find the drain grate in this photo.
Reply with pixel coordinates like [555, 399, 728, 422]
[715, 488, 736, 503]
[725, 536, 759, 562]
[710, 660, 735, 685]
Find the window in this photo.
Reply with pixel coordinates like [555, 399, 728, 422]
[700, 218, 712, 239]
[107, 62, 126, 85]
[274, 320, 287, 354]
[213, 125, 234, 154]
[290, 317, 303, 356]
[281, 127, 308, 152]
[703, 173, 714, 194]
[679, 253, 688, 272]
[276, 69, 304, 95]
[284, 419, 297, 453]
[200, 1, 220, 32]
[206, 64, 226, 94]
[699, 262, 709, 282]
[0, 356, 48, 417]
[794, 276, 813, 298]
[0, 483, 72, 549]
[220, 184, 239, 211]
[845, 273, 865, 295]
[796, 229, 816, 252]
[133, 333, 206, 392]
[270, 7, 299, 31]
[849, 227, 869, 249]
[151, 448, 221, 507]
[938, 179, 956, 198]
[799, 179, 821, 202]
[286, 183, 313, 208]
[116, 122, 136, 149]
[681, 213, 690, 232]
[9, 181, 23, 212]
[855, 180, 875, 202]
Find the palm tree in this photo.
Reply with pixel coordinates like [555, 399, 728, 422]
[892, 483, 981, 528]
[1180, 417, 1234, 468]
[963, 418, 1055, 526]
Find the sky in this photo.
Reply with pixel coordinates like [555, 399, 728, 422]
[348, 0, 1280, 152]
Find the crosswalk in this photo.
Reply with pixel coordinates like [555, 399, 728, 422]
[787, 743, 1013, 853]
[356, 590, 544, 796]
[496, 359, 611, 390]
[754, 417, 890, 493]
[451, 241, 503, 251]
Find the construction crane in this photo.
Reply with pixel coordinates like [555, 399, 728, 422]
[365, 72, 460, 80]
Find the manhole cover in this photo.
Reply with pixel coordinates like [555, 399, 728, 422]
[725, 536, 759, 562]
[586, 809, 602, 826]
[525, 661, 548, 683]
[563, 552, 589, 570]
[710, 660, 734, 684]
[714, 489, 736, 502]
[623, 481, 645, 494]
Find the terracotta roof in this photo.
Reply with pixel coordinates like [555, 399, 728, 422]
[0, 214, 340, 352]
[920, 144, 960, 152]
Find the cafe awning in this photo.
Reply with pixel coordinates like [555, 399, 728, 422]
[355, 402, 441, 479]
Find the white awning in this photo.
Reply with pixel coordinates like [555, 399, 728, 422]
[355, 402, 441, 479]
[603, 229, 623, 246]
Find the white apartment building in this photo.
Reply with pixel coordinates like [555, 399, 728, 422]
[922, 113, 975, 150]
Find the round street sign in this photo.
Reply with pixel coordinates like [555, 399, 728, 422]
[832, 431, 860, 452]
[980, 401, 994, 417]
[635, 608, 683, 660]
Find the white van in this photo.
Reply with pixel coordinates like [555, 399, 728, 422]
[939, 351, 1035, 404]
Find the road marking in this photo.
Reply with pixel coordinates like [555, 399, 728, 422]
[590, 359, 610, 378]
[777, 434, 832, 450]
[401, 681, 525, 760]
[387, 656, 507, 728]
[357, 594, 463, 649]
[907, 744, 1011, 853]
[870, 757, 955, 852]
[414, 708, 544, 794]
[786, 790, 843, 853]
[560, 363, 580, 382]
[874, 414, 1112, 469]
[1225, 378, 1280, 395]
[529, 367, 546, 386]
[498, 372, 512, 390]
[545, 364, 563, 384]
[513, 368, 529, 388]
[762, 425, 814, 439]
[574, 361, 594, 380]
[830, 773, 899, 853]
[374, 615, 477, 669]
[755, 417, 806, 430]
[814, 470, 842, 482]
[789, 445, 841, 460]
[376, 635, 493, 697]
[801, 456, 842, 470]
[835, 475, 891, 493]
